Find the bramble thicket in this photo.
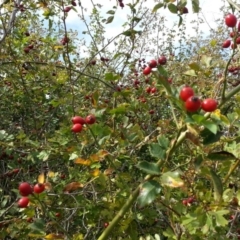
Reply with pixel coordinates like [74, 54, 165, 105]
[2, 0, 240, 239]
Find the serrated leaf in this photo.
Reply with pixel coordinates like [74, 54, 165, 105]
[149, 143, 166, 159]
[157, 135, 169, 149]
[168, 3, 178, 13]
[152, 3, 164, 12]
[207, 151, 236, 161]
[136, 161, 161, 175]
[106, 16, 114, 24]
[138, 180, 161, 207]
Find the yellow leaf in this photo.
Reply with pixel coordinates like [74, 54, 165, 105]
[38, 173, 45, 184]
[47, 171, 55, 178]
[45, 233, 64, 239]
[75, 158, 91, 166]
[165, 176, 184, 188]
[89, 150, 109, 162]
[28, 233, 45, 238]
[90, 168, 100, 177]
[54, 45, 64, 51]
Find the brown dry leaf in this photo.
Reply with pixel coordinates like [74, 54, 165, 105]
[38, 172, 45, 184]
[75, 158, 91, 166]
[63, 182, 84, 193]
[90, 168, 100, 177]
[186, 124, 200, 145]
[44, 182, 52, 191]
[104, 168, 114, 176]
[45, 233, 64, 239]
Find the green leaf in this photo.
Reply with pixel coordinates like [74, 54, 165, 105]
[157, 65, 168, 78]
[152, 3, 164, 12]
[132, 17, 141, 23]
[104, 72, 120, 81]
[192, 114, 205, 123]
[189, 62, 201, 71]
[122, 29, 140, 37]
[201, 128, 222, 145]
[157, 135, 169, 150]
[136, 161, 161, 175]
[207, 151, 236, 161]
[37, 150, 51, 161]
[109, 103, 129, 115]
[178, 15, 183, 27]
[191, 0, 200, 13]
[210, 39, 217, 47]
[209, 169, 223, 202]
[137, 180, 161, 207]
[149, 143, 166, 159]
[29, 218, 46, 234]
[106, 10, 115, 14]
[168, 3, 178, 13]
[202, 120, 218, 134]
[106, 16, 114, 24]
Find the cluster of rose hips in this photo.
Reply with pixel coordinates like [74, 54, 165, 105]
[179, 86, 218, 113]
[71, 114, 96, 133]
[60, 36, 70, 45]
[142, 56, 167, 75]
[222, 13, 240, 49]
[118, 0, 124, 8]
[18, 182, 45, 208]
[182, 196, 195, 206]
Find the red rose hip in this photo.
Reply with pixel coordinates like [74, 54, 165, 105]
[85, 114, 96, 125]
[19, 182, 33, 196]
[185, 96, 201, 112]
[201, 98, 218, 112]
[71, 123, 83, 133]
[33, 183, 45, 194]
[71, 116, 86, 125]
[225, 14, 237, 28]
[179, 86, 194, 102]
[18, 197, 29, 208]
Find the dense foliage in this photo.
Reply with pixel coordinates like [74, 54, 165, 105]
[2, 0, 240, 239]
